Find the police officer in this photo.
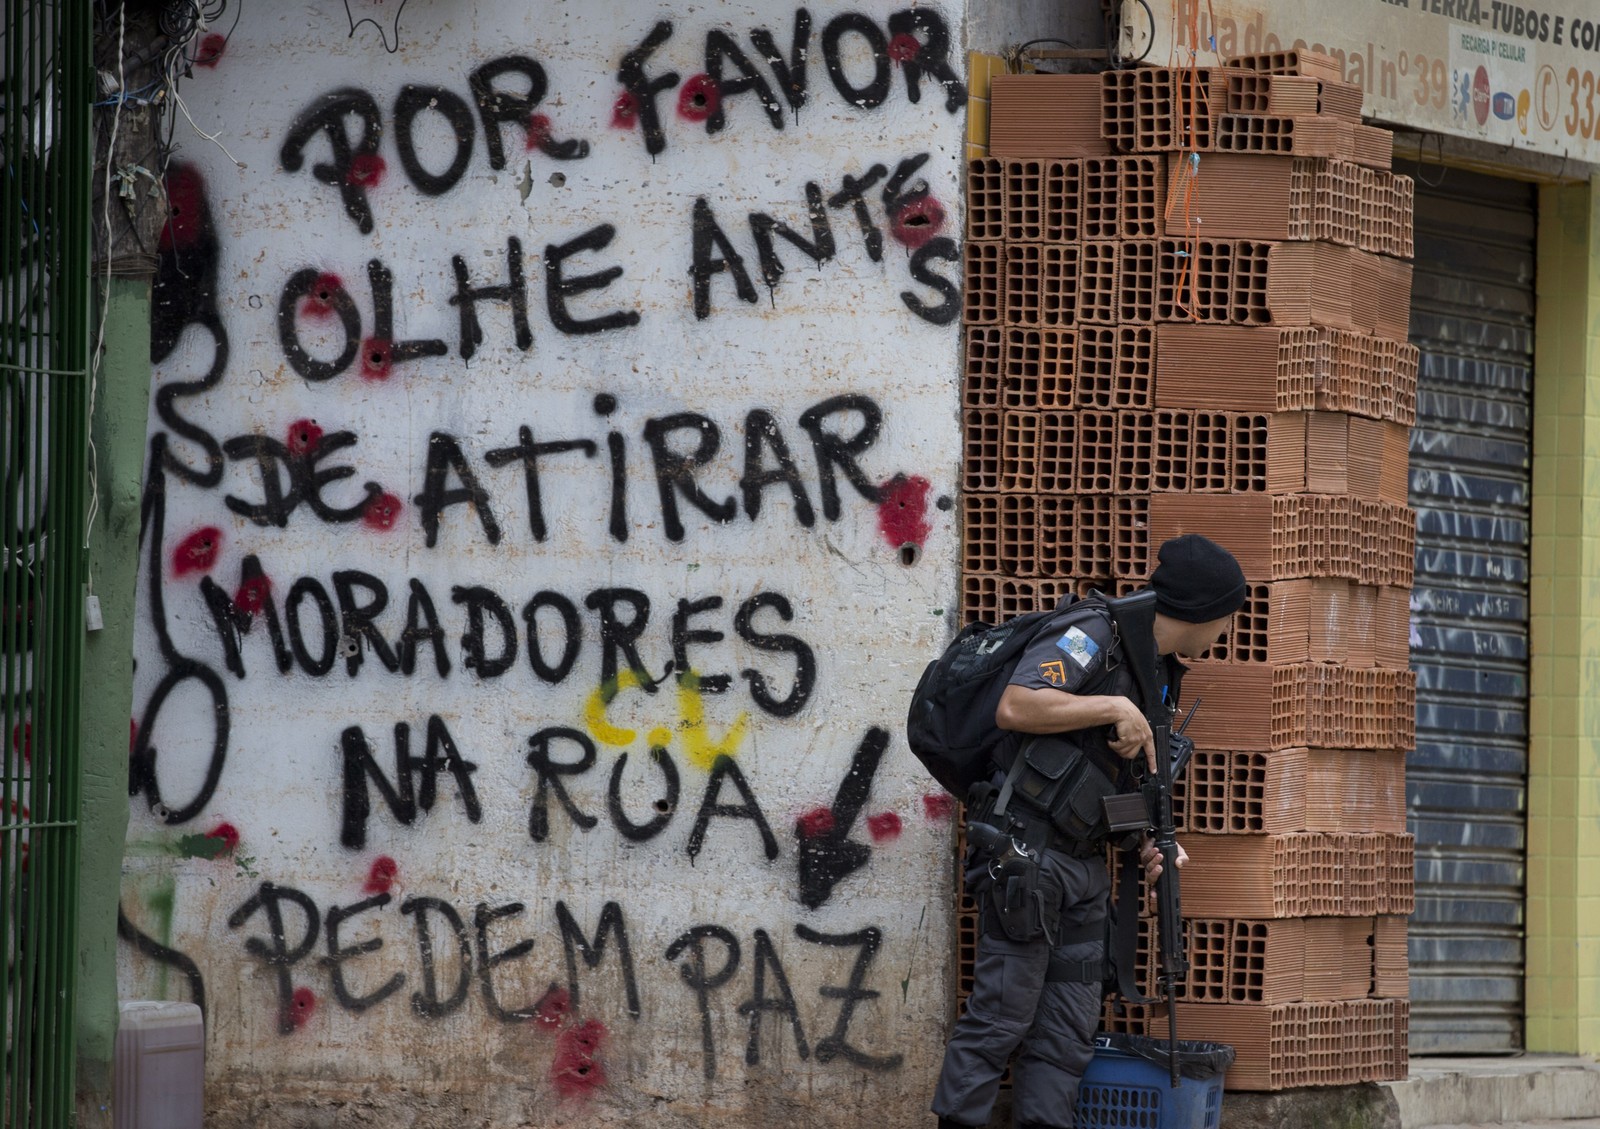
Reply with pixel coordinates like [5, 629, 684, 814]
[931, 534, 1247, 1129]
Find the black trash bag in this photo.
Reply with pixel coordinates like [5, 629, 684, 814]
[1093, 1033, 1236, 1081]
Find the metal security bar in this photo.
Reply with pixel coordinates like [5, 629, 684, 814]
[2, 0, 92, 1123]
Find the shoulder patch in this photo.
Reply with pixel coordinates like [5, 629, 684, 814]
[1055, 625, 1101, 670]
[1038, 659, 1068, 686]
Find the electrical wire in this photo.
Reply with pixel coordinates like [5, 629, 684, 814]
[1109, 0, 1155, 68]
[343, 0, 412, 54]
[86, 3, 128, 560]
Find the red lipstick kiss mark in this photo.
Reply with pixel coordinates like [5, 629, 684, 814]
[922, 792, 956, 821]
[287, 987, 316, 1029]
[158, 165, 206, 252]
[526, 113, 553, 150]
[206, 822, 240, 853]
[552, 1019, 608, 1098]
[891, 195, 946, 250]
[233, 575, 272, 616]
[173, 527, 222, 576]
[888, 33, 921, 63]
[364, 855, 399, 895]
[796, 807, 837, 840]
[360, 337, 392, 380]
[194, 33, 227, 68]
[866, 811, 902, 842]
[363, 492, 403, 531]
[286, 418, 323, 457]
[347, 153, 386, 188]
[611, 91, 640, 129]
[677, 74, 720, 122]
[299, 273, 345, 320]
[877, 474, 932, 549]
[532, 985, 572, 1030]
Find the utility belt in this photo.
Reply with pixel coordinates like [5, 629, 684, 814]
[964, 736, 1148, 982]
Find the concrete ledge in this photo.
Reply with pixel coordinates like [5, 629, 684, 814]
[1383, 1056, 1600, 1127]
[1222, 1083, 1400, 1129]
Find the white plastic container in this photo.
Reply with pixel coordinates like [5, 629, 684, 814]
[114, 1000, 204, 1129]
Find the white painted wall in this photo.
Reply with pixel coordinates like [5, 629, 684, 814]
[120, 3, 965, 1123]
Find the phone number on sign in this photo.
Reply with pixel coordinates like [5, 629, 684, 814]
[1562, 66, 1600, 140]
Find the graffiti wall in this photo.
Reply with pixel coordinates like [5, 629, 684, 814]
[118, 3, 964, 1123]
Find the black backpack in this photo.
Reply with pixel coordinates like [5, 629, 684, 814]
[906, 594, 1099, 796]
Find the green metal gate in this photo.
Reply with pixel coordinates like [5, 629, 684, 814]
[2, 0, 92, 1123]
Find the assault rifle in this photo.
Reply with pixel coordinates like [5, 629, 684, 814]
[1106, 590, 1190, 1088]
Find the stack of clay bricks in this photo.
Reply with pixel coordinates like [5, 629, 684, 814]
[961, 50, 1416, 1091]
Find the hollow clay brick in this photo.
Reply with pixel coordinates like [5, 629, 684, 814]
[1216, 113, 1355, 159]
[990, 73, 1110, 158]
[1072, 494, 1115, 579]
[1036, 494, 1076, 576]
[1352, 123, 1394, 170]
[1191, 152, 1300, 238]
[1079, 241, 1119, 324]
[1181, 663, 1275, 749]
[1376, 587, 1411, 670]
[1075, 409, 1117, 493]
[1004, 328, 1044, 410]
[967, 157, 1005, 241]
[1114, 324, 1156, 409]
[1121, 155, 1166, 238]
[1135, 66, 1179, 152]
[1227, 48, 1346, 84]
[961, 572, 1001, 626]
[1347, 415, 1384, 498]
[962, 493, 1003, 576]
[1173, 747, 1235, 832]
[1038, 411, 1076, 494]
[1082, 158, 1122, 240]
[1373, 916, 1409, 998]
[1115, 412, 1154, 493]
[1158, 237, 1232, 322]
[1040, 244, 1080, 327]
[1390, 174, 1415, 259]
[1315, 159, 1362, 246]
[964, 326, 1005, 409]
[1174, 1001, 1312, 1091]
[963, 409, 1004, 494]
[1045, 158, 1083, 242]
[1154, 409, 1192, 492]
[1347, 583, 1379, 668]
[1118, 240, 1158, 323]
[1037, 327, 1078, 408]
[1375, 256, 1415, 341]
[1001, 411, 1041, 492]
[1113, 494, 1151, 579]
[964, 241, 1004, 325]
[1100, 69, 1138, 153]
[1191, 411, 1232, 492]
[1232, 240, 1274, 325]
[1349, 250, 1382, 334]
[1196, 581, 1270, 660]
[1000, 492, 1040, 578]
[1156, 325, 1291, 412]
[1150, 493, 1274, 580]
[1075, 325, 1119, 409]
[1004, 242, 1045, 326]
[1002, 158, 1047, 242]
[998, 577, 1042, 621]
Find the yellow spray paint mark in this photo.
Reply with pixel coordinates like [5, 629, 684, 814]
[584, 669, 748, 772]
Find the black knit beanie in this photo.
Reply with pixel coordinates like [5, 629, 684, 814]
[1149, 534, 1247, 623]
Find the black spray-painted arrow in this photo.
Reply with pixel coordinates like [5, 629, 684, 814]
[795, 726, 889, 910]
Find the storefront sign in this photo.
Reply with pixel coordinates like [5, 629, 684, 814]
[1123, 0, 1600, 164]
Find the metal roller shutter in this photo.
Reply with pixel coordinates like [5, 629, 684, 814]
[1405, 167, 1535, 1053]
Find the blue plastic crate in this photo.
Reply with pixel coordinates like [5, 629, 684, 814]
[1072, 1034, 1230, 1129]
